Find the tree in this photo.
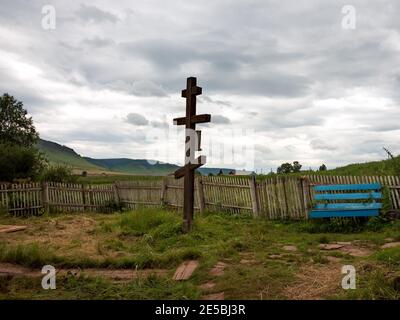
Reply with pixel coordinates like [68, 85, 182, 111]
[0, 93, 38, 147]
[277, 161, 303, 174]
[277, 162, 293, 174]
[292, 161, 302, 173]
[40, 165, 77, 183]
[0, 143, 45, 182]
[319, 164, 327, 171]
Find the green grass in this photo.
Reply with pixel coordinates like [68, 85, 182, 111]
[326, 156, 400, 176]
[76, 175, 164, 184]
[0, 209, 399, 299]
[374, 247, 400, 266]
[337, 267, 400, 300]
[0, 274, 200, 300]
[0, 243, 59, 267]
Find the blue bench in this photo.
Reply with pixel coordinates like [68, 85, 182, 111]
[309, 183, 382, 218]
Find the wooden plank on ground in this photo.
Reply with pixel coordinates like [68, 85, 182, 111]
[172, 260, 199, 280]
[0, 225, 27, 233]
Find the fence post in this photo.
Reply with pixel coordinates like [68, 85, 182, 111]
[4, 184, 9, 213]
[160, 177, 168, 206]
[113, 182, 120, 204]
[249, 175, 260, 217]
[89, 185, 94, 209]
[82, 184, 87, 211]
[281, 177, 289, 218]
[300, 177, 310, 219]
[41, 182, 49, 213]
[196, 176, 206, 214]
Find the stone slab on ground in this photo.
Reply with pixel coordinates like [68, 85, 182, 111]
[0, 225, 27, 233]
[381, 242, 400, 249]
[202, 292, 225, 300]
[209, 262, 227, 277]
[172, 260, 199, 281]
[240, 259, 257, 264]
[318, 244, 345, 250]
[326, 256, 342, 263]
[199, 282, 216, 290]
[283, 245, 298, 252]
[319, 243, 372, 257]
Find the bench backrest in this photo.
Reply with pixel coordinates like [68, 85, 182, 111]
[310, 183, 382, 218]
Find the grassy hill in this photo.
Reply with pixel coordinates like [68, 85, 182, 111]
[38, 139, 399, 178]
[84, 158, 179, 176]
[322, 157, 400, 176]
[36, 139, 180, 176]
[36, 139, 105, 172]
[259, 156, 400, 179]
[37, 139, 236, 177]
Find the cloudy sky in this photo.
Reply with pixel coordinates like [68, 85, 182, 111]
[1, 0, 400, 171]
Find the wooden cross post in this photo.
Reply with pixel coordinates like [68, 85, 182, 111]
[173, 77, 211, 233]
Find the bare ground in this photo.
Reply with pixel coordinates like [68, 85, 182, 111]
[0, 262, 168, 282]
[0, 216, 128, 260]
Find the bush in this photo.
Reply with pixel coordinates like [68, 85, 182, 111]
[0, 204, 8, 216]
[0, 143, 45, 182]
[101, 199, 125, 213]
[40, 165, 77, 183]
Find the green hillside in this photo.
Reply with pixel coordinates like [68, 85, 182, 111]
[84, 158, 179, 176]
[36, 139, 105, 172]
[260, 156, 400, 179]
[36, 139, 179, 175]
[323, 156, 400, 176]
[37, 139, 236, 176]
[37, 139, 400, 178]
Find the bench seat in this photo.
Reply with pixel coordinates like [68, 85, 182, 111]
[310, 208, 380, 218]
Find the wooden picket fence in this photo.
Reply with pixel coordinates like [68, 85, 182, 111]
[0, 175, 399, 219]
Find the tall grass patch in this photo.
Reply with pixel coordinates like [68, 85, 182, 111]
[117, 209, 182, 238]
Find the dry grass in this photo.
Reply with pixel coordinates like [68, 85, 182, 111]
[0, 215, 123, 260]
[283, 263, 343, 300]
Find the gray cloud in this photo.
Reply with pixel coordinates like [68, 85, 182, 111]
[1, 0, 400, 169]
[150, 121, 169, 128]
[212, 115, 231, 124]
[105, 80, 168, 97]
[199, 96, 231, 106]
[126, 113, 149, 126]
[130, 80, 168, 97]
[310, 139, 338, 151]
[76, 4, 120, 24]
[82, 37, 116, 48]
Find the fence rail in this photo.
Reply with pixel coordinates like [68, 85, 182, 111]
[0, 175, 399, 219]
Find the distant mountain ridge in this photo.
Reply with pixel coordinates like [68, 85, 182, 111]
[36, 139, 235, 176]
[83, 157, 179, 175]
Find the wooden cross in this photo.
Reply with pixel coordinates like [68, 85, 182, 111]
[173, 77, 211, 232]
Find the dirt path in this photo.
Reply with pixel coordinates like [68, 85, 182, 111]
[0, 262, 168, 282]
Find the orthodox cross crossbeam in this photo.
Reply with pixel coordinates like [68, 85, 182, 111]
[173, 77, 211, 232]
